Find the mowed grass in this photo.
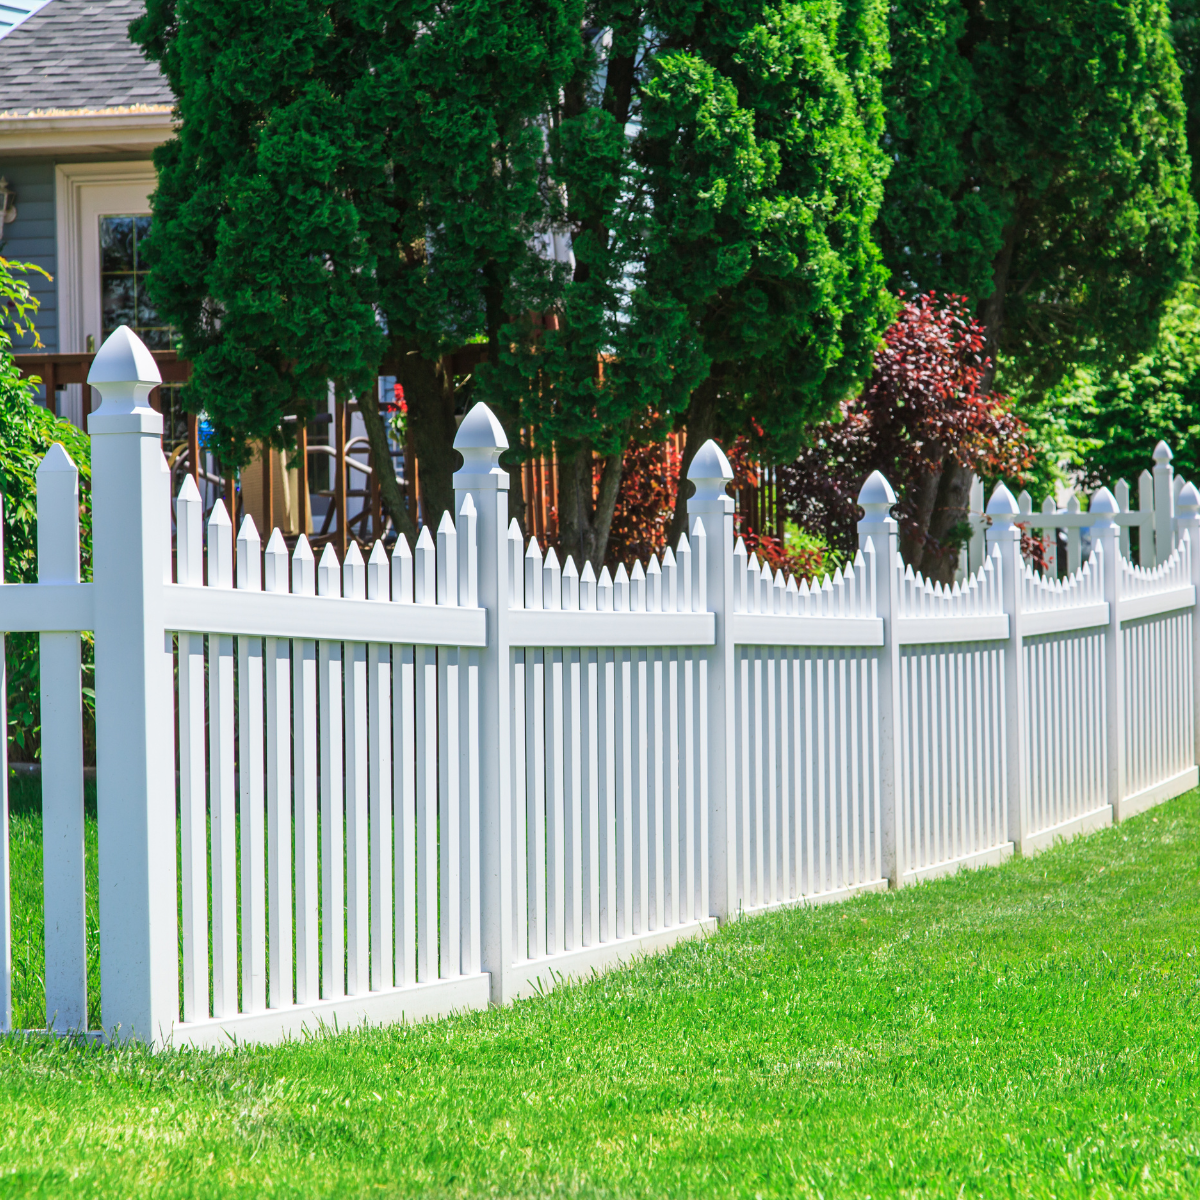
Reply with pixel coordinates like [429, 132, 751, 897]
[1, 792, 1199, 1198]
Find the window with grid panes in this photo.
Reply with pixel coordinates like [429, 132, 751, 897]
[100, 215, 188, 454]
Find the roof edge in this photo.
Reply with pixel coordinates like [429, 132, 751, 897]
[0, 107, 174, 156]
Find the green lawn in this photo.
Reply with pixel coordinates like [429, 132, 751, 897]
[1, 789, 1199, 1198]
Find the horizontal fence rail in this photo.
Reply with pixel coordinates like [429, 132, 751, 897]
[2, 325, 1200, 1047]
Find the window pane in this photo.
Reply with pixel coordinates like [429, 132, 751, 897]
[136, 286, 158, 326]
[100, 216, 135, 273]
[133, 215, 153, 269]
[101, 274, 135, 333]
[140, 326, 174, 350]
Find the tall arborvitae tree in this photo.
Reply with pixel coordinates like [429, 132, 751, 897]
[878, 0, 1197, 560]
[480, 0, 893, 569]
[645, 0, 894, 546]
[132, 0, 580, 537]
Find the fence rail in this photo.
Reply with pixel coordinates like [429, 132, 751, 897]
[2, 326, 1199, 1049]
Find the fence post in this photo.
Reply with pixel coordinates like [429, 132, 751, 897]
[452, 404, 512, 1002]
[37, 444, 87, 1031]
[1090, 487, 1125, 820]
[1177, 483, 1200, 771]
[86, 326, 178, 1045]
[686, 441, 736, 920]
[986, 484, 1027, 854]
[856, 471, 904, 886]
[1153, 442, 1174, 566]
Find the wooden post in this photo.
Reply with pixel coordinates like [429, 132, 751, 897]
[43, 360, 56, 419]
[405, 432, 417, 528]
[297, 423, 310, 536]
[263, 444, 275, 537]
[187, 413, 200, 487]
[86, 327, 178, 1045]
[335, 397, 348, 559]
[775, 467, 784, 543]
[550, 444, 559, 541]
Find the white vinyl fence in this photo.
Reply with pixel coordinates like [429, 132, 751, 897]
[2, 326, 1199, 1048]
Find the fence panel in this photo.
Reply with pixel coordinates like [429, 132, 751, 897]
[1119, 538, 1198, 813]
[505, 528, 714, 997]
[1019, 554, 1110, 849]
[158, 483, 488, 1046]
[730, 544, 886, 907]
[896, 554, 1010, 882]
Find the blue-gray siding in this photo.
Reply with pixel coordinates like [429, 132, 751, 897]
[2, 160, 57, 352]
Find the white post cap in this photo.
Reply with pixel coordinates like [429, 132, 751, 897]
[87, 325, 163, 426]
[453, 402, 509, 492]
[857, 470, 896, 520]
[1177, 480, 1200, 516]
[1153, 440, 1174, 465]
[687, 439, 734, 510]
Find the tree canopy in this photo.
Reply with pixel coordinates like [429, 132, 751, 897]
[879, 0, 1196, 385]
[134, 0, 893, 564]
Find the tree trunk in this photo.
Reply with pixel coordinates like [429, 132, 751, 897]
[356, 390, 418, 547]
[666, 377, 720, 551]
[557, 440, 627, 573]
[898, 452, 945, 571]
[978, 219, 1020, 390]
[393, 341, 458, 531]
[924, 456, 974, 584]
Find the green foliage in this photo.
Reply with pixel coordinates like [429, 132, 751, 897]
[0, 254, 50, 349]
[3, 792, 1200, 1195]
[0, 257, 93, 760]
[880, 0, 1197, 393]
[638, 0, 895, 462]
[1171, 0, 1200, 206]
[135, 0, 892, 563]
[132, 0, 582, 469]
[1041, 282, 1200, 492]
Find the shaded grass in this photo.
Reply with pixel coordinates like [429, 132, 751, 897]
[1, 791, 1199, 1198]
[7, 776, 100, 1030]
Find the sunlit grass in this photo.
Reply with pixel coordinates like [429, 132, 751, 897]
[1, 787, 1198, 1198]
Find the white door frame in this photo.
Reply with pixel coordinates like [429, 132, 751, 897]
[55, 161, 157, 355]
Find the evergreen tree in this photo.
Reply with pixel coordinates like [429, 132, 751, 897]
[643, 0, 893, 547]
[1171, 0, 1200, 206]
[877, 0, 1197, 560]
[133, 0, 579, 538]
[480, 0, 893, 567]
[136, 0, 889, 565]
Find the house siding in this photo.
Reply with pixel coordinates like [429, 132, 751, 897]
[1, 160, 57, 353]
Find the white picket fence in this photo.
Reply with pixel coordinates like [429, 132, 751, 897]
[1, 325, 1198, 1049]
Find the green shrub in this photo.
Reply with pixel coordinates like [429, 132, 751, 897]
[0, 258, 92, 761]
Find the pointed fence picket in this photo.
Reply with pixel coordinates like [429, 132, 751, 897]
[2, 324, 1199, 1046]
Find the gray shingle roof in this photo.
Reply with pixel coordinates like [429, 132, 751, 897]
[0, 0, 173, 115]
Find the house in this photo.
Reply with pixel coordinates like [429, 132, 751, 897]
[0, 0, 173, 427]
